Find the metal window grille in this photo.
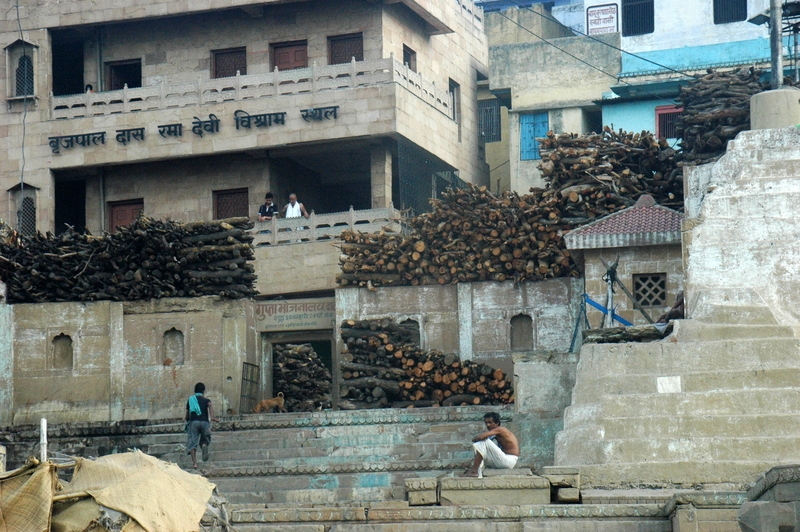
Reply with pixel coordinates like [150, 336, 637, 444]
[214, 48, 247, 79]
[329, 34, 364, 65]
[621, 0, 654, 36]
[520, 112, 548, 161]
[239, 362, 260, 415]
[656, 106, 683, 139]
[714, 0, 747, 24]
[478, 99, 501, 143]
[214, 188, 249, 219]
[16, 54, 34, 96]
[633, 273, 667, 307]
[17, 196, 36, 236]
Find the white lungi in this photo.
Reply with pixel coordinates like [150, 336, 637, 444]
[472, 438, 518, 477]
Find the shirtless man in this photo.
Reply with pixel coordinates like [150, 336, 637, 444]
[464, 412, 520, 477]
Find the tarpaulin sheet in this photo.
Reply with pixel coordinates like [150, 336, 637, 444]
[55, 451, 214, 532]
[0, 460, 56, 532]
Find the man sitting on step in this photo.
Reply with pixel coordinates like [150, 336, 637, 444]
[464, 412, 520, 477]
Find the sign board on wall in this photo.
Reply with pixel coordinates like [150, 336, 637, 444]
[587, 4, 619, 35]
[255, 298, 335, 332]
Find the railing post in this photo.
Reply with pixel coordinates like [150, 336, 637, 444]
[274, 66, 280, 97]
[50, 90, 55, 120]
[159, 80, 165, 109]
[312, 61, 318, 92]
[197, 76, 203, 105]
[348, 206, 355, 230]
[83, 90, 91, 116]
[309, 210, 316, 242]
[350, 56, 357, 87]
[271, 216, 277, 245]
[389, 52, 396, 83]
[123, 83, 129, 113]
[236, 70, 242, 100]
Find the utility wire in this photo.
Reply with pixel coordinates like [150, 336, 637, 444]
[507, 0, 695, 78]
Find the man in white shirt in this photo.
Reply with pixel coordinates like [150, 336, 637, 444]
[281, 193, 310, 219]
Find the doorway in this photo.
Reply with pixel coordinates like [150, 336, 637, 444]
[108, 199, 143, 232]
[55, 178, 86, 234]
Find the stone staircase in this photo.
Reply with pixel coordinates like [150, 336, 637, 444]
[555, 306, 800, 490]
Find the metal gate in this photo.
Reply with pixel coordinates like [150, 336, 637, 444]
[239, 362, 260, 414]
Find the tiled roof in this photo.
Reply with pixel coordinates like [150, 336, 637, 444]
[564, 195, 682, 250]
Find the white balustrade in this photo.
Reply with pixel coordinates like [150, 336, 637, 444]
[251, 205, 405, 247]
[50, 57, 453, 120]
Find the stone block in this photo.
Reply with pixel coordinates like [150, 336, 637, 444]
[541, 466, 581, 491]
[483, 468, 534, 477]
[439, 475, 550, 506]
[405, 478, 438, 506]
[556, 488, 580, 503]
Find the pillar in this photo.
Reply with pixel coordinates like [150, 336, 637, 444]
[0, 283, 14, 426]
[457, 282, 473, 361]
[370, 145, 392, 209]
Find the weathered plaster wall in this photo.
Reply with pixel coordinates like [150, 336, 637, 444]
[0, 283, 13, 426]
[685, 127, 800, 327]
[253, 240, 340, 295]
[484, 5, 573, 46]
[583, 246, 684, 327]
[7, 297, 255, 425]
[335, 278, 582, 374]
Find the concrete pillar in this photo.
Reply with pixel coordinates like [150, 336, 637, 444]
[0, 283, 13, 426]
[108, 302, 125, 421]
[457, 283, 473, 360]
[334, 288, 360, 408]
[750, 86, 800, 130]
[370, 145, 392, 209]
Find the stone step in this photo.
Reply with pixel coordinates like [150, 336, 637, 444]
[601, 413, 800, 440]
[694, 304, 779, 325]
[600, 387, 800, 417]
[571, 368, 800, 404]
[224, 486, 405, 505]
[671, 320, 796, 342]
[576, 338, 800, 379]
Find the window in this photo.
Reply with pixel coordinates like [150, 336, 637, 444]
[214, 188, 249, 219]
[329, 34, 363, 65]
[5, 39, 38, 99]
[449, 79, 461, 142]
[520, 112, 548, 160]
[633, 273, 667, 307]
[478, 99, 501, 143]
[52, 333, 74, 371]
[272, 41, 308, 71]
[510, 314, 533, 351]
[9, 185, 38, 236]
[105, 59, 141, 91]
[656, 105, 683, 139]
[714, 0, 747, 24]
[402, 45, 417, 72]
[622, 0, 654, 36]
[213, 47, 247, 78]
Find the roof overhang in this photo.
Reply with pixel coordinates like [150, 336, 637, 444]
[565, 230, 681, 250]
[384, 0, 454, 34]
[603, 78, 688, 103]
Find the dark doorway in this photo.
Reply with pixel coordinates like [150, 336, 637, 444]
[106, 60, 142, 91]
[308, 340, 332, 371]
[55, 179, 86, 234]
[51, 36, 84, 96]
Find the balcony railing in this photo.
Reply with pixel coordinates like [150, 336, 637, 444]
[51, 56, 453, 120]
[251, 205, 405, 246]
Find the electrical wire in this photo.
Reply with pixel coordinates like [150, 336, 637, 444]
[507, 0, 696, 79]
[494, 9, 684, 108]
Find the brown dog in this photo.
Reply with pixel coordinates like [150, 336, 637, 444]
[252, 392, 287, 413]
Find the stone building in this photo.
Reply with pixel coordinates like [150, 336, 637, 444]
[564, 194, 683, 326]
[1, 0, 488, 255]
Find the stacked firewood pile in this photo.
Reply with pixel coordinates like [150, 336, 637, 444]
[340, 319, 513, 408]
[675, 67, 769, 165]
[537, 127, 682, 212]
[272, 343, 332, 412]
[0, 216, 257, 303]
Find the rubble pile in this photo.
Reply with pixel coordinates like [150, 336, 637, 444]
[340, 319, 513, 408]
[0, 216, 257, 303]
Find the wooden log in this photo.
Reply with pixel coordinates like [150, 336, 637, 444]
[582, 323, 673, 344]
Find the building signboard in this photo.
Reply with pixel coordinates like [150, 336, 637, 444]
[255, 298, 335, 332]
[587, 4, 619, 35]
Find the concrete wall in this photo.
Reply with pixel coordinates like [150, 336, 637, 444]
[490, 33, 618, 191]
[484, 5, 574, 46]
[253, 240, 340, 295]
[0, 283, 13, 426]
[582, 245, 684, 327]
[335, 278, 583, 375]
[6, 297, 255, 425]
